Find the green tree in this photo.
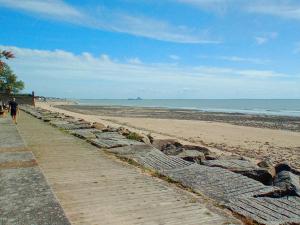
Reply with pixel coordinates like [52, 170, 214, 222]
[0, 63, 24, 94]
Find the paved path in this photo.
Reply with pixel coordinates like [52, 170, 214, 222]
[0, 117, 70, 225]
[0, 117, 25, 150]
[17, 112, 238, 225]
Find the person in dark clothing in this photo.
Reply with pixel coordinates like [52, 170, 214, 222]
[8, 97, 19, 124]
[0, 100, 3, 116]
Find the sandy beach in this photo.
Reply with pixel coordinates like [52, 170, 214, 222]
[36, 101, 300, 169]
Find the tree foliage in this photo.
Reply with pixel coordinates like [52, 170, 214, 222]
[0, 50, 15, 70]
[0, 50, 14, 59]
[0, 63, 24, 94]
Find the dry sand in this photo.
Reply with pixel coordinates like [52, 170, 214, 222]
[35, 101, 300, 169]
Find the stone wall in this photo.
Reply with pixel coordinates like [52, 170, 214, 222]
[0, 93, 35, 106]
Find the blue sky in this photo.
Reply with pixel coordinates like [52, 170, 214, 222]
[0, 0, 299, 99]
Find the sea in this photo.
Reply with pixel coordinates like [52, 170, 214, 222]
[77, 99, 300, 117]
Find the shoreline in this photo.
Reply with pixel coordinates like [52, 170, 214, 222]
[35, 101, 300, 169]
[57, 104, 300, 132]
[78, 104, 300, 118]
[77, 98, 300, 117]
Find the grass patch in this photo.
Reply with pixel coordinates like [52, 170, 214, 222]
[127, 132, 143, 142]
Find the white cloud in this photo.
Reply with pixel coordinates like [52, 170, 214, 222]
[2, 45, 298, 98]
[254, 32, 278, 45]
[218, 56, 270, 64]
[247, 1, 300, 20]
[169, 55, 181, 60]
[198, 55, 270, 64]
[177, 0, 300, 20]
[0, 0, 217, 44]
[99, 12, 217, 44]
[127, 57, 142, 64]
[0, 0, 83, 22]
[99, 54, 111, 62]
[255, 37, 267, 45]
[176, 0, 234, 13]
[236, 70, 284, 79]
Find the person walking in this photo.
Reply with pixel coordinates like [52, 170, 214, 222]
[0, 100, 3, 116]
[8, 97, 19, 124]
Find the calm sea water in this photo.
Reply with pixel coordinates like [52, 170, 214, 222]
[77, 99, 300, 117]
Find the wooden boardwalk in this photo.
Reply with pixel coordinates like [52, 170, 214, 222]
[16, 112, 238, 225]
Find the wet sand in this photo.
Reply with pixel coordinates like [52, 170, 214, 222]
[37, 102, 300, 169]
[57, 105, 300, 132]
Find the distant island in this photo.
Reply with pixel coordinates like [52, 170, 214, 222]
[128, 97, 143, 100]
